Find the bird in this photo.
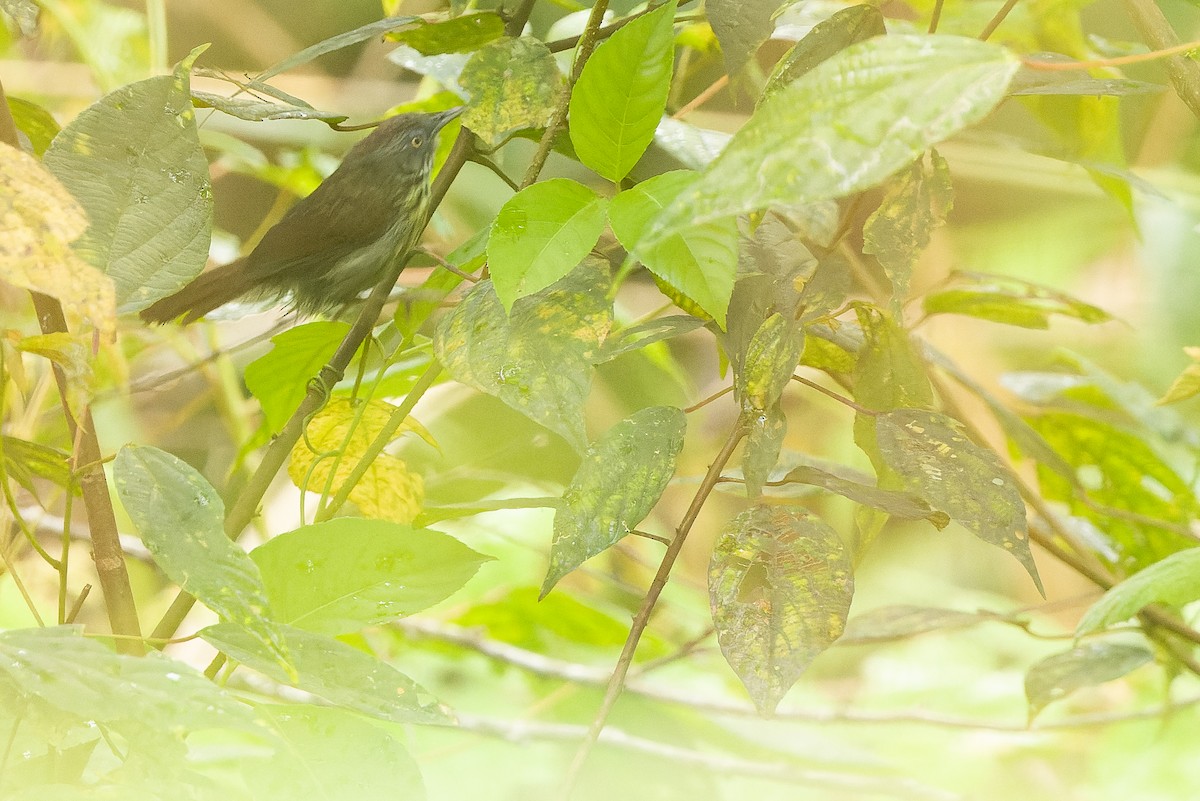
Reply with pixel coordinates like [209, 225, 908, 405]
[140, 107, 462, 325]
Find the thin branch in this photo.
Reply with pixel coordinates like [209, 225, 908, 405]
[672, 74, 729, 119]
[1023, 36, 1200, 73]
[505, 0, 537, 38]
[927, 0, 945, 34]
[682, 385, 733, 414]
[978, 0, 1020, 41]
[790, 374, 874, 415]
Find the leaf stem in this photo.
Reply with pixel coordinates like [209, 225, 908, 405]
[790, 374, 874, 415]
[1022, 37, 1200, 72]
[977, 0, 1019, 42]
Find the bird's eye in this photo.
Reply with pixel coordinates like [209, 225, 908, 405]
[410, 136, 423, 148]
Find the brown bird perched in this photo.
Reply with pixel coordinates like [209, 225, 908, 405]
[140, 107, 462, 324]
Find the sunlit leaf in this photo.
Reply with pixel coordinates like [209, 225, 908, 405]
[113, 445, 290, 671]
[761, 5, 886, 102]
[202, 623, 449, 724]
[709, 504, 854, 714]
[289, 398, 428, 524]
[460, 37, 562, 147]
[488, 178, 608, 309]
[43, 46, 213, 312]
[542, 406, 686, 596]
[7, 96, 60, 156]
[569, 0, 677, 181]
[1157, 346, 1200, 406]
[1077, 548, 1200, 635]
[456, 587, 632, 650]
[244, 321, 350, 434]
[610, 170, 737, 326]
[1025, 642, 1153, 719]
[387, 12, 504, 55]
[251, 518, 491, 634]
[434, 258, 612, 450]
[875, 409, 1044, 595]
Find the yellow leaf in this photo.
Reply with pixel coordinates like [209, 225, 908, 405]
[0, 143, 116, 338]
[289, 398, 428, 523]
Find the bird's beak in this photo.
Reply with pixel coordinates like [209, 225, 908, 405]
[432, 107, 465, 130]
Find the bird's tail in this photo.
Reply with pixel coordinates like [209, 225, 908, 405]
[139, 260, 250, 325]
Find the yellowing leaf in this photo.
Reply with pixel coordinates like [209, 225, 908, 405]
[290, 399, 429, 523]
[0, 143, 116, 338]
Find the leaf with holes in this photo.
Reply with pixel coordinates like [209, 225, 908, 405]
[709, 505, 854, 714]
[460, 37, 562, 147]
[875, 409, 1044, 595]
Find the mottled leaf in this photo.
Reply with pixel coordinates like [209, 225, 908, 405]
[647, 35, 1017, 247]
[1025, 642, 1153, 719]
[737, 313, 804, 495]
[191, 91, 346, 124]
[774, 465, 949, 527]
[542, 406, 686, 596]
[113, 445, 290, 671]
[761, 5, 886, 102]
[924, 271, 1112, 329]
[592, 315, 706, 363]
[387, 11, 504, 55]
[434, 258, 612, 450]
[1077, 548, 1200, 635]
[709, 505, 854, 714]
[840, 605, 1002, 644]
[610, 170, 737, 326]
[488, 178, 608, 309]
[251, 518, 491, 634]
[244, 321, 350, 434]
[460, 37, 562, 147]
[863, 151, 953, 305]
[201, 623, 449, 724]
[569, 0, 677, 181]
[709, 0, 784, 75]
[876, 409, 1044, 595]
[852, 306, 933, 413]
[43, 47, 212, 312]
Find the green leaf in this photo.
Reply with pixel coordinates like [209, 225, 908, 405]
[2, 436, 72, 494]
[708, 0, 784, 75]
[1025, 642, 1153, 719]
[387, 11, 504, 55]
[761, 5, 886, 103]
[243, 321, 350, 435]
[43, 46, 213, 312]
[862, 151, 953, 305]
[1077, 548, 1200, 634]
[648, 35, 1018, 244]
[258, 16, 419, 80]
[251, 518, 491, 634]
[710, 505, 854, 714]
[737, 313, 804, 496]
[852, 306, 933, 413]
[113, 445, 290, 671]
[840, 605, 1002, 644]
[1, 0, 38, 37]
[488, 179, 608, 310]
[460, 37, 562, 147]
[592, 315, 706, 363]
[774, 464, 949, 528]
[434, 258, 612, 450]
[191, 91, 347, 124]
[924, 272, 1112, 329]
[1010, 73, 1163, 96]
[653, 116, 731, 170]
[875, 409, 1044, 595]
[610, 170, 737, 326]
[1159, 348, 1200, 405]
[246, 705, 424, 801]
[0, 626, 258, 733]
[202, 623, 449, 724]
[456, 586, 632, 650]
[542, 406, 686, 596]
[569, 0, 677, 181]
[7, 96, 60, 156]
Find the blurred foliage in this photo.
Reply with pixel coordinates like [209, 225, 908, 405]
[4, 1, 1200, 800]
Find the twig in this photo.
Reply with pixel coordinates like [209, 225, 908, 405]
[672, 74, 729, 119]
[978, 0, 1020, 41]
[790, 374, 874, 415]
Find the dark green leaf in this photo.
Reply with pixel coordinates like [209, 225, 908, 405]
[247, 705, 425, 801]
[434, 258, 612, 450]
[542, 406, 686, 596]
[569, 0, 677, 181]
[202, 623, 449, 724]
[1025, 642, 1153, 719]
[113, 445, 290, 671]
[876, 409, 1044, 595]
[709, 0, 785, 75]
[7, 96, 59, 156]
[460, 37, 562, 147]
[488, 178, 608, 309]
[191, 91, 347, 124]
[610, 170, 737, 326]
[863, 151, 953, 305]
[647, 35, 1018, 245]
[774, 465, 949, 527]
[250, 518, 491, 634]
[709, 505, 854, 714]
[761, 5, 886, 102]
[258, 16, 419, 80]
[43, 47, 213, 312]
[924, 272, 1112, 329]
[387, 12, 504, 55]
[244, 321, 350, 435]
[840, 605, 1002, 644]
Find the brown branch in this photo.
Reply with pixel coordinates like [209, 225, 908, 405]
[1119, 0, 1200, 119]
